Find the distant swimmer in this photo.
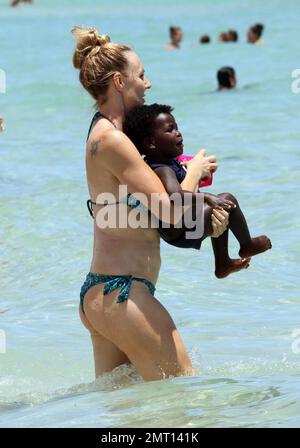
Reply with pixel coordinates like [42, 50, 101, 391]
[217, 66, 237, 91]
[0, 116, 4, 132]
[219, 32, 229, 42]
[11, 0, 33, 6]
[247, 23, 264, 44]
[164, 26, 183, 50]
[199, 35, 211, 44]
[124, 103, 272, 279]
[227, 29, 238, 42]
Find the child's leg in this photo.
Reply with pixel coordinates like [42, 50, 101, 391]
[217, 193, 272, 258]
[211, 229, 251, 278]
[202, 204, 251, 279]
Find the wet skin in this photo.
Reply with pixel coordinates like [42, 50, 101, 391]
[142, 113, 272, 278]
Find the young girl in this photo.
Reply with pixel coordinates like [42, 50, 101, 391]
[124, 103, 272, 278]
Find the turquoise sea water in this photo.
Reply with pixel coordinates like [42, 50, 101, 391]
[0, 0, 300, 428]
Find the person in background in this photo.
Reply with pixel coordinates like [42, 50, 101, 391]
[247, 23, 264, 44]
[165, 26, 184, 50]
[199, 35, 211, 44]
[218, 32, 229, 42]
[11, 0, 32, 6]
[0, 116, 4, 132]
[217, 67, 237, 91]
[227, 30, 238, 42]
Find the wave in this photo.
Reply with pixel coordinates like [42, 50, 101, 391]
[0, 364, 143, 412]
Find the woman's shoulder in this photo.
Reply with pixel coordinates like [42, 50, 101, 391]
[87, 124, 122, 152]
[87, 126, 141, 167]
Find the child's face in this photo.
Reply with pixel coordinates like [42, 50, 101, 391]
[151, 113, 184, 159]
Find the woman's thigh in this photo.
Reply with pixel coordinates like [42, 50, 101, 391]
[79, 304, 131, 377]
[82, 282, 193, 381]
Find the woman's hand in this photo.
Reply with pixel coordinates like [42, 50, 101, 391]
[180, 149, 218, 179]
[211, 209, 229, 238]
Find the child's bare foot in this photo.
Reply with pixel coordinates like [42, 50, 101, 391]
[215, 257, 251, 279]
[239, 236, 272, 258]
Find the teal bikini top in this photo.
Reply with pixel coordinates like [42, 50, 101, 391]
[87, 193, 145, 218]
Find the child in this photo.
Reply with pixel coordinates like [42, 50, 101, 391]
[124, 103, 272, 279]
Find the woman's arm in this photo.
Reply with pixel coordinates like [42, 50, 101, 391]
[92, 129, 182, 224]
[91, 130, 228, 233]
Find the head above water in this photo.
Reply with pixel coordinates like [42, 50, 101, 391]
[217, 66, 237, 90]
[200, 35, 211, 44]
[169, 26, 183, 46]
[124, 103, 184, 163]
[227, 29, 238, 42]
[247, 23, 264, 43]
[219, 32, 229, 42]
[71, 26, 151, 111]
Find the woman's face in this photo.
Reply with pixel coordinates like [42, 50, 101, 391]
[122, 51, 151, 112]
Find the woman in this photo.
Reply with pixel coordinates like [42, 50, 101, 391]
[72, 26, 229, 381]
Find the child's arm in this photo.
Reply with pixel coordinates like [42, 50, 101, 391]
[153, 166, 183, 195]
[154, 167, 233, 210]
[154, 167, 230, 239]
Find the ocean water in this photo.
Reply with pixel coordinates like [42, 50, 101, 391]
[0, 0, 300, 428]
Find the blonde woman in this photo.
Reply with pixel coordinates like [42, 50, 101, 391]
[72, 26, 229, 381]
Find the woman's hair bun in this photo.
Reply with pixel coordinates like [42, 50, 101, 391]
[96, 34, 111, 46]
[71, 26, 111, 69]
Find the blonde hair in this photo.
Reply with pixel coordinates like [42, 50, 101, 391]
[71, 26, 131, 104]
